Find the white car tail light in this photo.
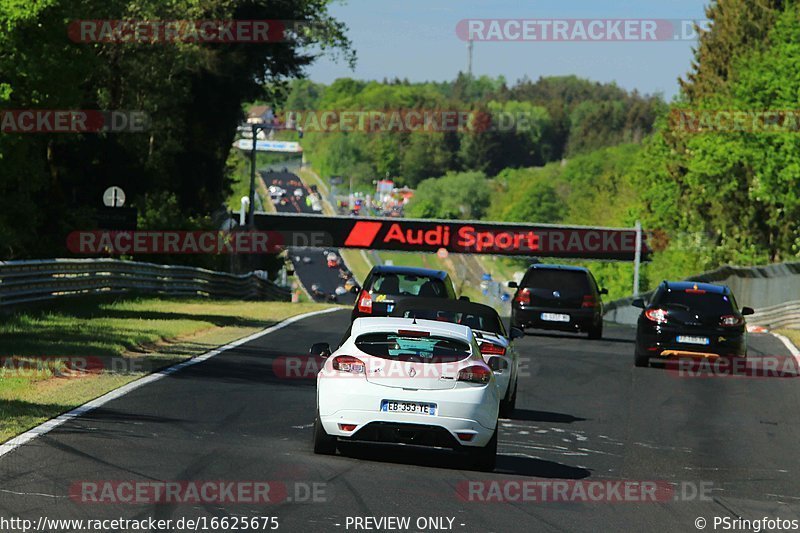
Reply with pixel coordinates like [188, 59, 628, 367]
[332, 355, 366, 374]
[457, 365, 492, 384]
[479, 342, 506, 356]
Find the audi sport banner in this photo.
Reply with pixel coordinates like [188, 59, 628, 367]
[255, 213, 651, 261]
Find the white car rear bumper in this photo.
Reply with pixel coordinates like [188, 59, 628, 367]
[317, 377, 498, 447]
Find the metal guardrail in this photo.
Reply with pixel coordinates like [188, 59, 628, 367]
[747, 301, 800, 330]
[604, 260, 800, 327]
[0, 258, 291, 307]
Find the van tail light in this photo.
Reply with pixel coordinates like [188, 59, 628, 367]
[582, 295, 597, 308]
[644, 308, 669, 324]
[357, 290, 373, 314]
[332, 355, 366, 374]
[479, 342, 506, 356]
[720, 315, 743, 327]
[515, 288, 531, 305]
[457, 365, 492, 384]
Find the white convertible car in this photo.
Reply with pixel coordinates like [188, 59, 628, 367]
[311, 317, 500, 471]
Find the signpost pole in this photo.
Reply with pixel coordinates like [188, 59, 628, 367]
[248, 124, 258, 228]
[633, 220, 642, 296]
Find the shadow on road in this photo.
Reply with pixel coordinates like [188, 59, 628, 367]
[335, 442, 591, 479]
[507, 408, 587, 424]
[522, 330, 635, 344]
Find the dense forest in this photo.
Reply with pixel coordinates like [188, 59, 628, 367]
[291, 74, 664, 187]
[2, 0, 797, 298]
[289, 0, 799, 294]
[0, 0, 351, 265]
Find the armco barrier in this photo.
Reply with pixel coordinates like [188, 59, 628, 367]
[604, 261, 800, 327]
[0, 258, 290, 307]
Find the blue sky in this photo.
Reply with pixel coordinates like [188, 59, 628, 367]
[305, 0, 710, 100]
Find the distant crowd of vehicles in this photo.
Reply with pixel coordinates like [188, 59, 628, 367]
[309, 262, 756, 471]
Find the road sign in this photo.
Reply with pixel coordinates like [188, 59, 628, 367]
[235, 139, 303, 153]
[103, 186, 126, 207]
[254, 213, 652, 261]
[93, 207, 137, 230]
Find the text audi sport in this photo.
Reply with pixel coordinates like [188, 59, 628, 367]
[311, 317, 499, 471]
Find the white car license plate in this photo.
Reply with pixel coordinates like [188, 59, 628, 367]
[676, 335, 710, 345]
[541, 313, 570, 322]
[381, 400, 436, 415]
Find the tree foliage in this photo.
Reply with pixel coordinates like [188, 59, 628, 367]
[635, 0, 800, 279]
[291, 75, 663, 188]
[0, 0, 351, 261]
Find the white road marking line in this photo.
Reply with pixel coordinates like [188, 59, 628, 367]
[768, 331, 800, 369]
[0, 306, 342, 460]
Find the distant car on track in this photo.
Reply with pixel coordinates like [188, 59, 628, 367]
[326, 253, 340, 268]
[311, 317, 499, 470]
[633, 281, 754, 367]
[391, 298, 524, 417]
[294, 188, 304, 198]
[351, 265, 458, 322]
[509, 264, 607, 339]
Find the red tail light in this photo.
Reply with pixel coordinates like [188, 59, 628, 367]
[644, 308, 668, 324]
[582, 295, 597, 308]
[515, 288, 531, 305]
[339, 423, 357, 432]
[720, 315, 743, 327]
[332, 355, 365, 374]
[479, 342, 506, 356]
[457, 365, 492, 384]
[398, 330, 430, 337]
[357, 290, 372, 314]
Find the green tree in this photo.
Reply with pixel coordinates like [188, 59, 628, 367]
[405, 171, 490, 220]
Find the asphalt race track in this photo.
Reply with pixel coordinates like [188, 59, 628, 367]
[262, 168, 356, 305]
[1, 309, 798, 532]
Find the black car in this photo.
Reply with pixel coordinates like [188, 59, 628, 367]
[633, 281, 754, 367]
[508, 264, 607, 339]
[351, 265, 457, 321]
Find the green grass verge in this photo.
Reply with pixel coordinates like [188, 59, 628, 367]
[775, 329, 800, 351]
[298, 166, 330, 198]
[0, 296, 331, 443]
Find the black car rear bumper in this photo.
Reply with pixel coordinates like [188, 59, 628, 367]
[512, 306, 599, 332]
[635, 324, 747, 358]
